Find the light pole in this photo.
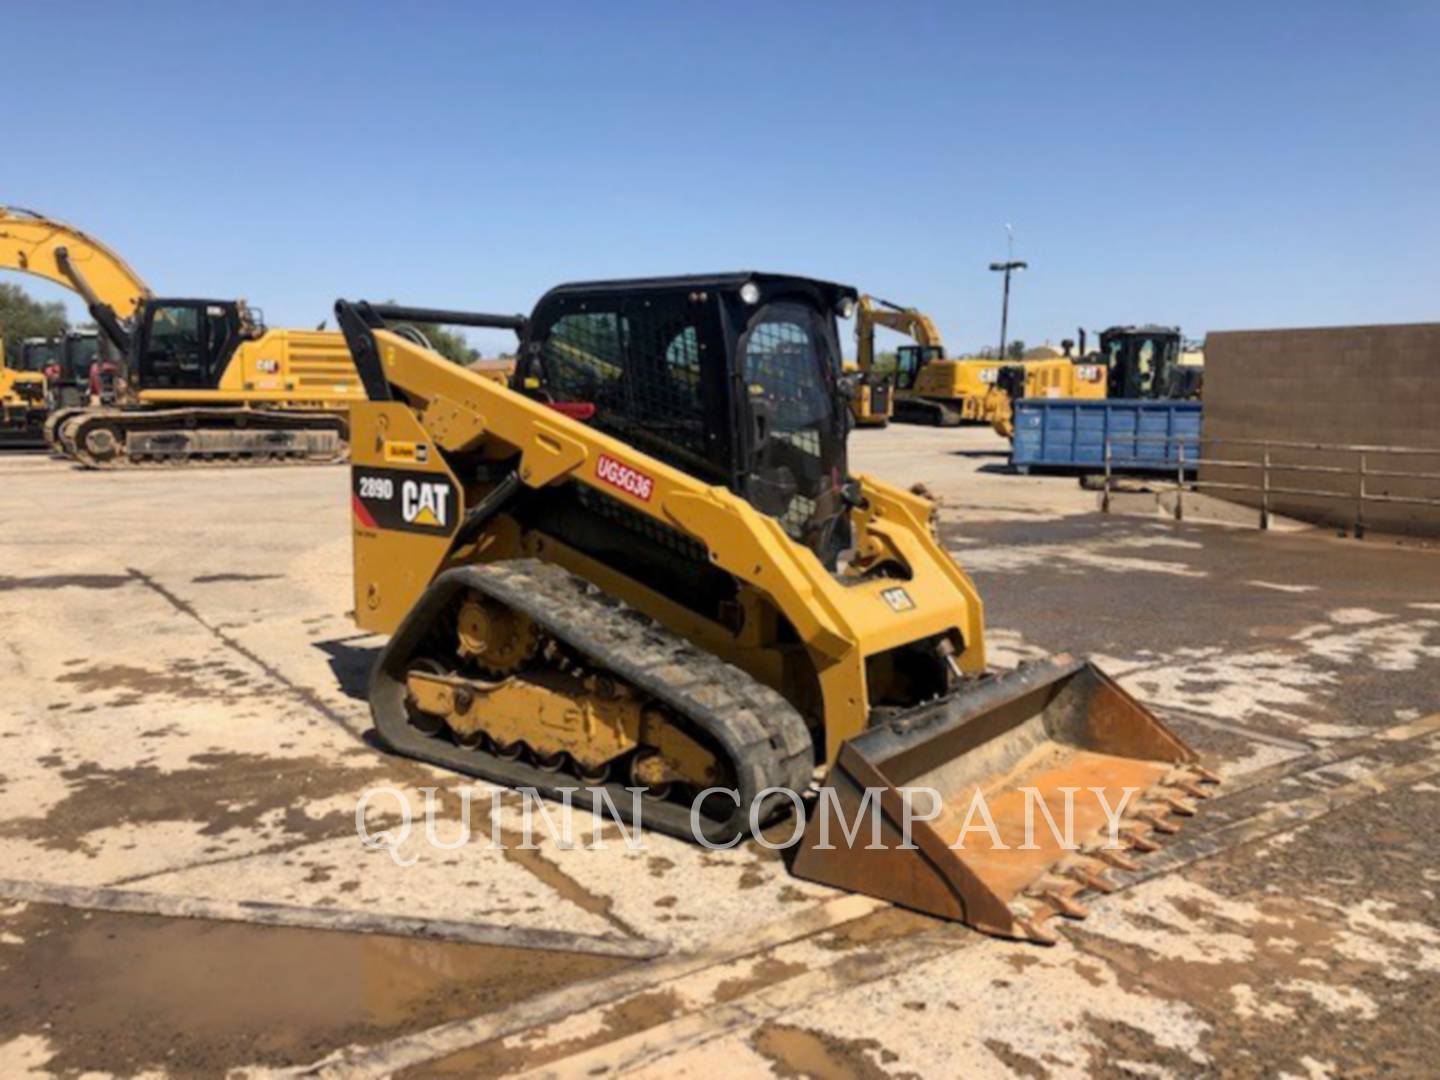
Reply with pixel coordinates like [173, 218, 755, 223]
[989, 258, 1027, 361]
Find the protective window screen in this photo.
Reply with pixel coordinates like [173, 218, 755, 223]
[539, 300, 717, 479]
[741, 303, 844, 546]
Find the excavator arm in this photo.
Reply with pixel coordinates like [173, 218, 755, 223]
[0, 207, 152, 352]
[854, 294, 944, 371]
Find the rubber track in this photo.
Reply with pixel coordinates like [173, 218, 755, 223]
[55, 407, 347, 469]
[371, 559, 815, 843]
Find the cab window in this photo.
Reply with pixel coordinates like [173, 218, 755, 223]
[140, 304, 236, 388]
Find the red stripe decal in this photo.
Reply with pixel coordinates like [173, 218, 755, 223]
[352, 491, 378, 528]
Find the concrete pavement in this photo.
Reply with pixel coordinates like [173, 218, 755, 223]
[0, 424, 1436, 1077]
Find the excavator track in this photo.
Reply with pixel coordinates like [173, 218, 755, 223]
[370, 559, 816, 845]
[892, 397, 962, 427]
[42, 406, 88, 455]
[54, 407, 348, 468]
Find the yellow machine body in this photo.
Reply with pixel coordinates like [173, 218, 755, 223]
[338, 278, 1215, 944]
[349, 369, 987, 759]
[0, 336, 48, 442]
[135, 328, 362, 409]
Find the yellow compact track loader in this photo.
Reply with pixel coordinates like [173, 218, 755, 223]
[336, 275, 1215, 943]
[0, 206, 361, 467]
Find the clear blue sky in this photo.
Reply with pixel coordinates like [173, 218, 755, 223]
[5, 1, 1436, 356]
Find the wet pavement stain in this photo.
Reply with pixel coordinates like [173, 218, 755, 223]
[189, 573, 283, 584]
[0, 574, 132, 592]
[0, 753, 391, 854]
[55, 660, 226, 702]
[751, 1022, 919, 1080]
[0, 903, 628, 1077]
[412, 987, 688, 1077]
[711, 954, 810, 1003]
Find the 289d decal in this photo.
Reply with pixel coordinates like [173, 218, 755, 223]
[352, 467, 459, 535]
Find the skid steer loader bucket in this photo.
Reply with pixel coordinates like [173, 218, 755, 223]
[791, 657, 1217, 944]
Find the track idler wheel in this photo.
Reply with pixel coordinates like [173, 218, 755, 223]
[82, 423, 122, 464]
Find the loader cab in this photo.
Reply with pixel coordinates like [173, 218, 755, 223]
[893, 344, 945, 391]
[520, 273, 856, 561]
[132, 299, 246, 389]
[1100, 326, 1183, 399]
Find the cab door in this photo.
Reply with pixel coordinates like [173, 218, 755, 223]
[136, 302, 241, 390]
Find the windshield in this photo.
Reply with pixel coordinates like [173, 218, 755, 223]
[20, 341, 60, 372]
[739, 301, 848, 559]
[1106, 331, 1180, 398]
[68, 335, 101, 376]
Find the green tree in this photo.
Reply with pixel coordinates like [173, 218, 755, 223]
[399, 321, 476, 364]
[1006, 339, 1027, 359]
[0, 283, 68, 364]
[380, 302, 476, 364]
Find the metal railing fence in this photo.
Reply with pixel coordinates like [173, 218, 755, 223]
[1099, 435, 1440, 538]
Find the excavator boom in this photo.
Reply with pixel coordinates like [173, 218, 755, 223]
[0, 206, 151, 352]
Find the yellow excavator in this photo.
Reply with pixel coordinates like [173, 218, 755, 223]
[0, 206, 361, 467]
[0, 334, 48, 445]
[334, 273, 1216, 943]
[859, 295, 1033, 427]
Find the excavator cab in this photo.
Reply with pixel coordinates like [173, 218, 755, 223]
[132, 300, 247, 390]
[893, 343, 945, 392]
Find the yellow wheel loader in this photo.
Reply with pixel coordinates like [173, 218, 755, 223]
[0, 335, 48, 446]
[335, 275, 1215, 944]
[0, 206, 361, 467]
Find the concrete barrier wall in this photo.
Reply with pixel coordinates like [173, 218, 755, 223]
[1200, 323, 1440, 537]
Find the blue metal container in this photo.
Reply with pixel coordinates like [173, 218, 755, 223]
[1010, 399, 1202, 474]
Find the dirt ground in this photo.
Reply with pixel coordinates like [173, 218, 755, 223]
[0, 425, 1437, 1078]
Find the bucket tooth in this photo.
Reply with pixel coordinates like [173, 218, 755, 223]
[1136, 808, 1180, 835]
[1040, 890, 1090, 920]
[1092, 848, 1141, 872]
[1163, 766, 1217, 799]
[1121, 827, 1160, 852]
[1016, 914, 1060, 946]
[1065, 864, 1117, 894]
[1161, 795, 1198, 817]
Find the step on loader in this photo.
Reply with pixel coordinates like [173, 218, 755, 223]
[334, 275, 1216, 943]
